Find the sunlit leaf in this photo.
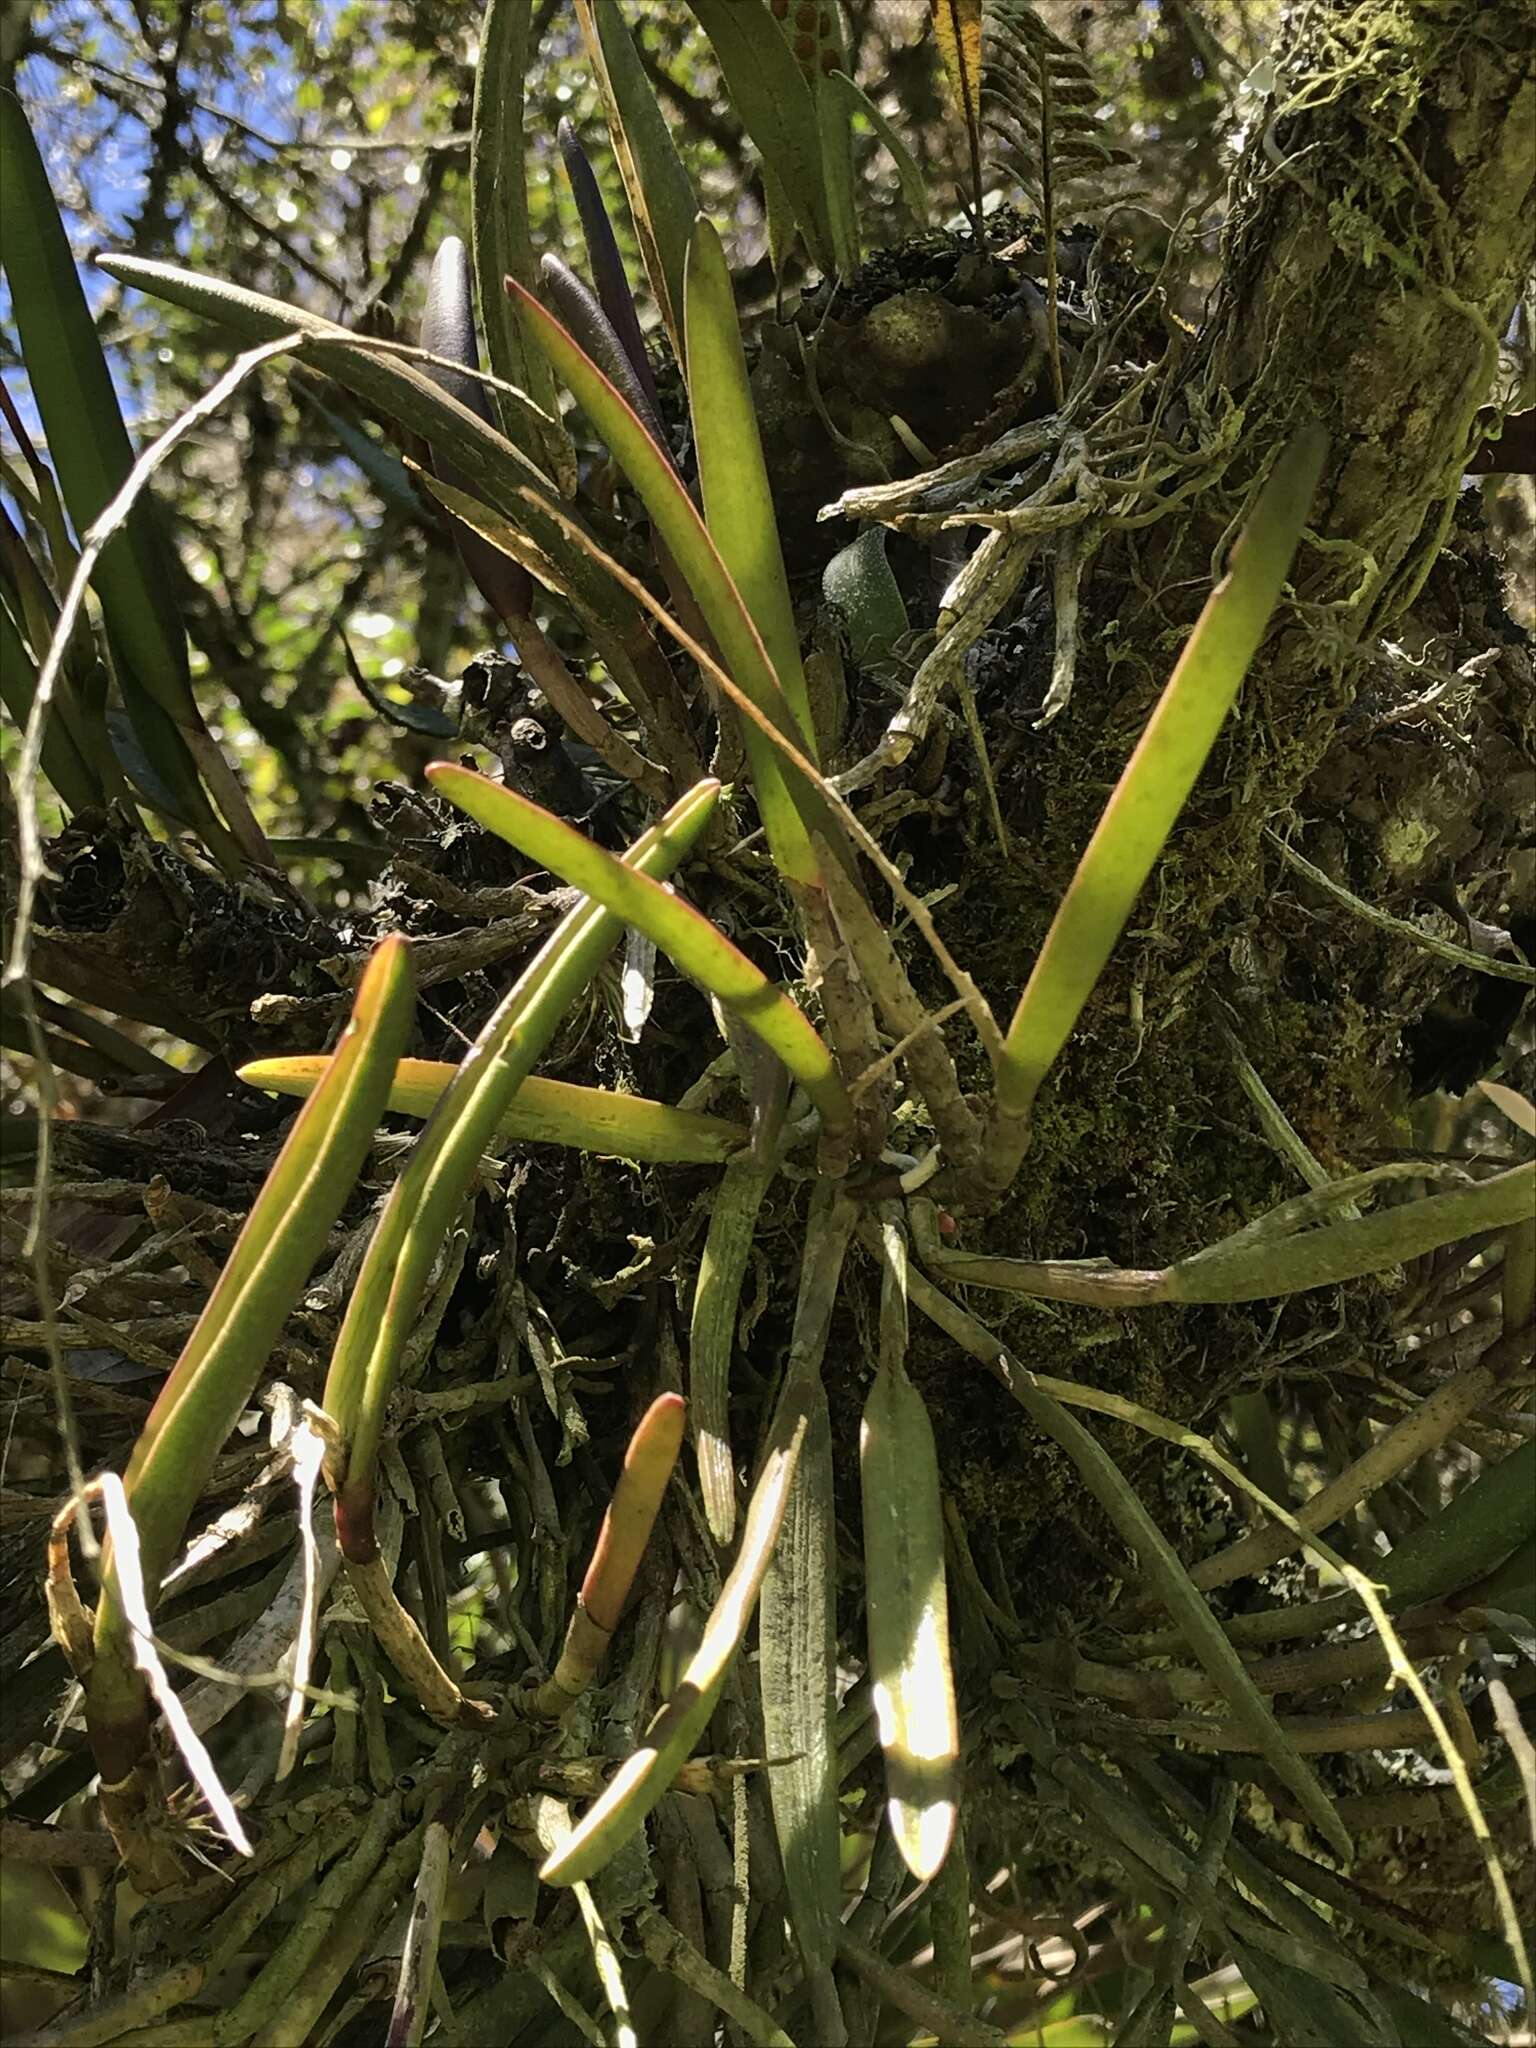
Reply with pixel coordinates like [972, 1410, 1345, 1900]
[862, 1217, 958, 1880]
[686, 0, 838, 273]
[985, 423, 1328, 1187]
[323, 782, 720, 1550]
[506, 274, 820, 884]
[537, 1394, 688, 1715]
[85, 939, 414, 1769]
[573, 0, 699, 363]
[429, 761, 851, 1141]
[929, 0, 985, 224]
[684, 213, 819, 756]
[0, 90, 193, 728]
[94, 255, 628, 630]
[1, 93, 237, 853]
[239, 1053, 748, 1165]
[470, 0, 573, 484]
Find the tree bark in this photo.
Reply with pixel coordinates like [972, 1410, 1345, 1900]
[1197, 0, 1533, 636]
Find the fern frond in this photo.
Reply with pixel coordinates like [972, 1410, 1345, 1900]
[982, 0, 1127, 401]
[982, 0, 1125, 218]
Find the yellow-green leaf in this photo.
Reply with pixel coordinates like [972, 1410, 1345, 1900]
[239, 1054, 747, 1165]
[684, 214, 819, 758]
[573, 0, 699, 364]
[428, 762, 850, 1142]
[470, 0, 573, 485]
[985, 424, 1328, 1188]
[685, 0, 838, 273]
[324, 782, 720, 1552]
[506, 274, 820, 885]
[88, 935, 414, 1752]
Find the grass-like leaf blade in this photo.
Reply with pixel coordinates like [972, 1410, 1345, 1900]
[1, 94, 240, 854]
[685, 0, 837, 273]
[1009, 1370, 1353, 1860]
[92, 256, 634, 628]
[470, 0, 573, 485]
[0, 89, 194, 730]
[827, 72, 930, 220]
[926, 1162, 1534, 1307]
[573, 0, 699, 364]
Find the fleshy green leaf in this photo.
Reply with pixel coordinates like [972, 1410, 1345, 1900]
[239, 1053, 748, 1165]
[538, 1393, 688, 1715]
[987, 424, 1328, 1181]
[821, 525, 910, 672]
[470, 0, 574, 486]
[542, 1409, 807, 1885]
[506, 274, 821, 884]
[1, 93, 236, 853]
[684, 213, 819, 757]
[324, 781, 720, 1549]
[93, 255, 631, 629]
[573, 0, 699, 364]
[90, 934, 414, 1712]
[0, 89, 193, 730]
[428, 761, 850, 1141]
[685, 0, 837, 273]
